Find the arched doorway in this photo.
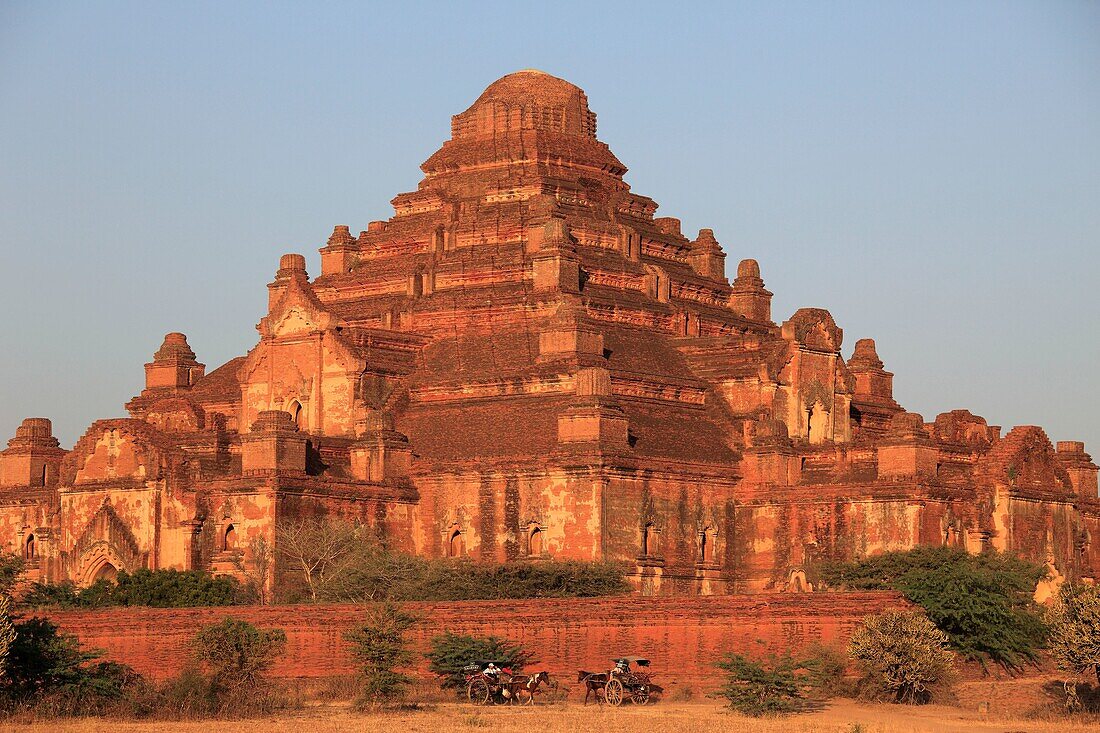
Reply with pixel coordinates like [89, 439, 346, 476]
[448, 529, 465, 558]
[528, 526, 543, 557]
[699, 527, 717, 564]
[642, 523, 659, 557]
[92, 561, 118, 583]
[23, 534, 35, 560]
[289, 400, 304, 431]
[223, 524, 237, 552]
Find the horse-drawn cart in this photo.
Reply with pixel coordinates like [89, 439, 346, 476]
[463, 659, 554, 706]
[578, 657, 663, 706]
[464, 659, 512, 705]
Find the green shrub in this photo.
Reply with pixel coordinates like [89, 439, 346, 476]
[153, 666, 219, 717]
[192, 617, 286, 696]
[848, 611, 955, 704]
[149, 663, 293, 719]
[0, 616, 141, 714]
[398, 559, 631, 601]
[0, 553, 24, 596]
[713, 652, 805, 716]
[112, 569, 240, 607]
[820, 547, 1046, 669]
[425, 632, 532, 690]
[22, 569, 242, 609]
[344, 603, 418, 705]
[21, 581, 87, 609]
[799, 642, 850, 699]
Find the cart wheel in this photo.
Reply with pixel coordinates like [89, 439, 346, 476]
[605, 678, 624, 706]
[630, 685, 650, 705]
[467, 677, 491, 706]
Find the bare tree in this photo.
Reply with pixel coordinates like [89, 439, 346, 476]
[234, 535, 272, 605]
[274, 517, 422, 602]
[275, 517, 362, 602]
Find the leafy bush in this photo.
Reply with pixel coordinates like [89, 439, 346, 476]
[154, 666, 220, 717]
[192, 618, 286, 697]
[402, 559, 631, 601]
[344, 603, 418, 705]
[146, 663, 293, 719]
[820, 547, 1046, 669]
[20, 581, 84, 609]
[711, 643, 846, 717]
[111, 569, 241, 607]
[848, 611, 954, 704]
[799, 642, 850, 699]
[0, 611, 290, 718]
[425, 632, 532, 690]
[0, 616, 142, 714]
[0, 553, 24, 596]
[22, 569, 243, 609]
[713, 653, 805, 716]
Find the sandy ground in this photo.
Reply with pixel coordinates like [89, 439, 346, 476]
[3, 700, 1099, 733]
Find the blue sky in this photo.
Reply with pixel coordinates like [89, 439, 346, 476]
[1, 1, 1097, 453]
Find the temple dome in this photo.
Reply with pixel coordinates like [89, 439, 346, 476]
[451, 70, 598, 140]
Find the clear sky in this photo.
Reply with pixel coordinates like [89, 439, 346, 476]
[1, 1, 1097, 453]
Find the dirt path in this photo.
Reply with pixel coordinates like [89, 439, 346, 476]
[3, 701, 1097, 733]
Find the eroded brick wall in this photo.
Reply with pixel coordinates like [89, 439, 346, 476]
[46, 592, 906, 692]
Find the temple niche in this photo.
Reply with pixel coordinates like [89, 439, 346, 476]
[1, 70, 1097, 595]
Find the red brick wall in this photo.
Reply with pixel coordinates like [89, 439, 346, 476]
[46, 592, 907, 693]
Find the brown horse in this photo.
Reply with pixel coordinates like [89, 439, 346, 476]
[511, 671, 554, 705]
[577, 671, 609, 705]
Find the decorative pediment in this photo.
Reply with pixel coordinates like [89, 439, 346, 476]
[273, 306, 323, 337]
[978, 425, 1073, 494]
[257, 272, 342, 339]
[782, 308, 843, 353]
[801, 380, 832, 412]
[63, 419, 178, 485]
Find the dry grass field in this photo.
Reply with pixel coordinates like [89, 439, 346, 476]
[3, 700, 1099, 733]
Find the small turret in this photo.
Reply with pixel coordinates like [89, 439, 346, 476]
[728, 259, 773, 322]
[320, 225, 357, 276]
[687, 229, 727, 282]
[144, 333, 205, 391]
[0, 418, 65, 488]
[847, 338, 903, 436]
[268, 253, 309, 310]
[1056, 441, 1099, 499]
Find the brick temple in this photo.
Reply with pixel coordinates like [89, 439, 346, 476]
[3, 70, 1097, 595]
